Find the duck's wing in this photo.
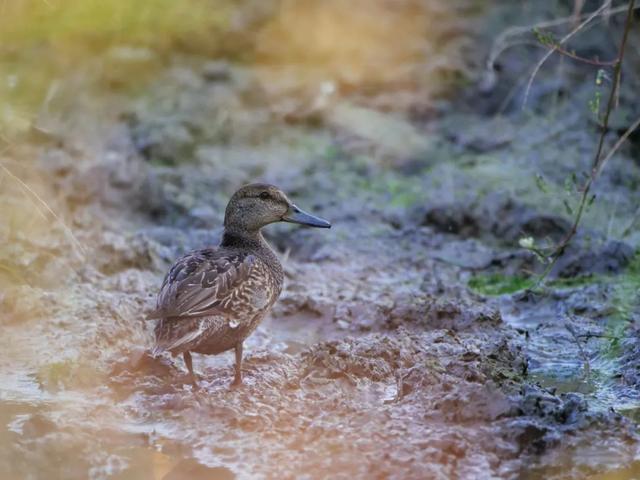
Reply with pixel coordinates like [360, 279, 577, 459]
[149, 248, 258, 321]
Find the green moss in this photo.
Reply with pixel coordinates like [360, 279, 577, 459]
[385, 176, 423, 208]
[600, 251, 640, 358]
[364, 172, 426, 208]
[468, 274, 534, 296]
[549, 275, 597, 289]
[610, 252, 640, 321]
[468, 253, 640, 373]
[468, 273, 613, 295]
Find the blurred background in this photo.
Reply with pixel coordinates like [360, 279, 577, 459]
[1, 1, 640, 479]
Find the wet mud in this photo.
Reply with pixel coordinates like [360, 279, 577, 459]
[1, 1, 640, 479]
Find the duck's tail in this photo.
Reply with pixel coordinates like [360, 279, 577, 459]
[152, 317, 209, 357]
[150, 344, 166, 357]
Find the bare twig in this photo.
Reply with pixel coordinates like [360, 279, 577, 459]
[486, 2, 639, 75]
[523, 1, 611, 108]
[531, 0, 636, 288]
[547, 44, 618, 66]
[622, 205, 640, 238]
[595, 115, 640, 176]
[566, 321, 591, 381]
[576, 332, 622, 340]
[496, 62, 539, 114]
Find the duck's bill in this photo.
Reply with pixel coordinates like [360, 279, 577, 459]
[282, 204, 331, 228]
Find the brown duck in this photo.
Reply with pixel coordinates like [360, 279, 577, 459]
[149, 183, 330, 387]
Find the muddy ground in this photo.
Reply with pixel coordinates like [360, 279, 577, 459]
[1, 1, 640, 479]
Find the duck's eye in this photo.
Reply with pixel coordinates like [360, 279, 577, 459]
[259, 192, 270, 200]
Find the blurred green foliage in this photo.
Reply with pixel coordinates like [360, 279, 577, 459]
[0, 0, 233, 48]
[468, 274, 534, 296]
[0, 0, 238, 137]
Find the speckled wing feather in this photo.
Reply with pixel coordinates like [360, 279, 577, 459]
[150, 248, 256, 320]
[151, 248, 276, 354]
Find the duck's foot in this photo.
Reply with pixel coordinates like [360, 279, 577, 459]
[183, 351, 200, 391]
[230, 343, 243, 388]
[230, 374, 243, 389]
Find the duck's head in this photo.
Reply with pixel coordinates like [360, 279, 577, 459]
[224, 183, 331, 233]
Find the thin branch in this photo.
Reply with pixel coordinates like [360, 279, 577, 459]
[622, 205, 640, 238]
[566, 321, 591, 382]
[486, 2, 639, 74]
[523, 1, 611, 109]
[550, 44, 618, 66]
[531, 0, 636, 288]
[595, 115, 640, 176]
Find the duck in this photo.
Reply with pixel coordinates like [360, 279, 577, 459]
[148, 183, 331, 387]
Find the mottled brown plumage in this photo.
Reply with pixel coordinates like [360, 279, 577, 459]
[149, 183, 330, 387]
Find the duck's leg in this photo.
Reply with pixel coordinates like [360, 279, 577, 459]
[183, 351, 198, 388]
[232, 342, 243, 386]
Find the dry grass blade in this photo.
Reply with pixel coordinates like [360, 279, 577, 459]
[0, 161, 87, 262]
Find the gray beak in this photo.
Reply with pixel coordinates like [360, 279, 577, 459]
[282, 204, 331, 228]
